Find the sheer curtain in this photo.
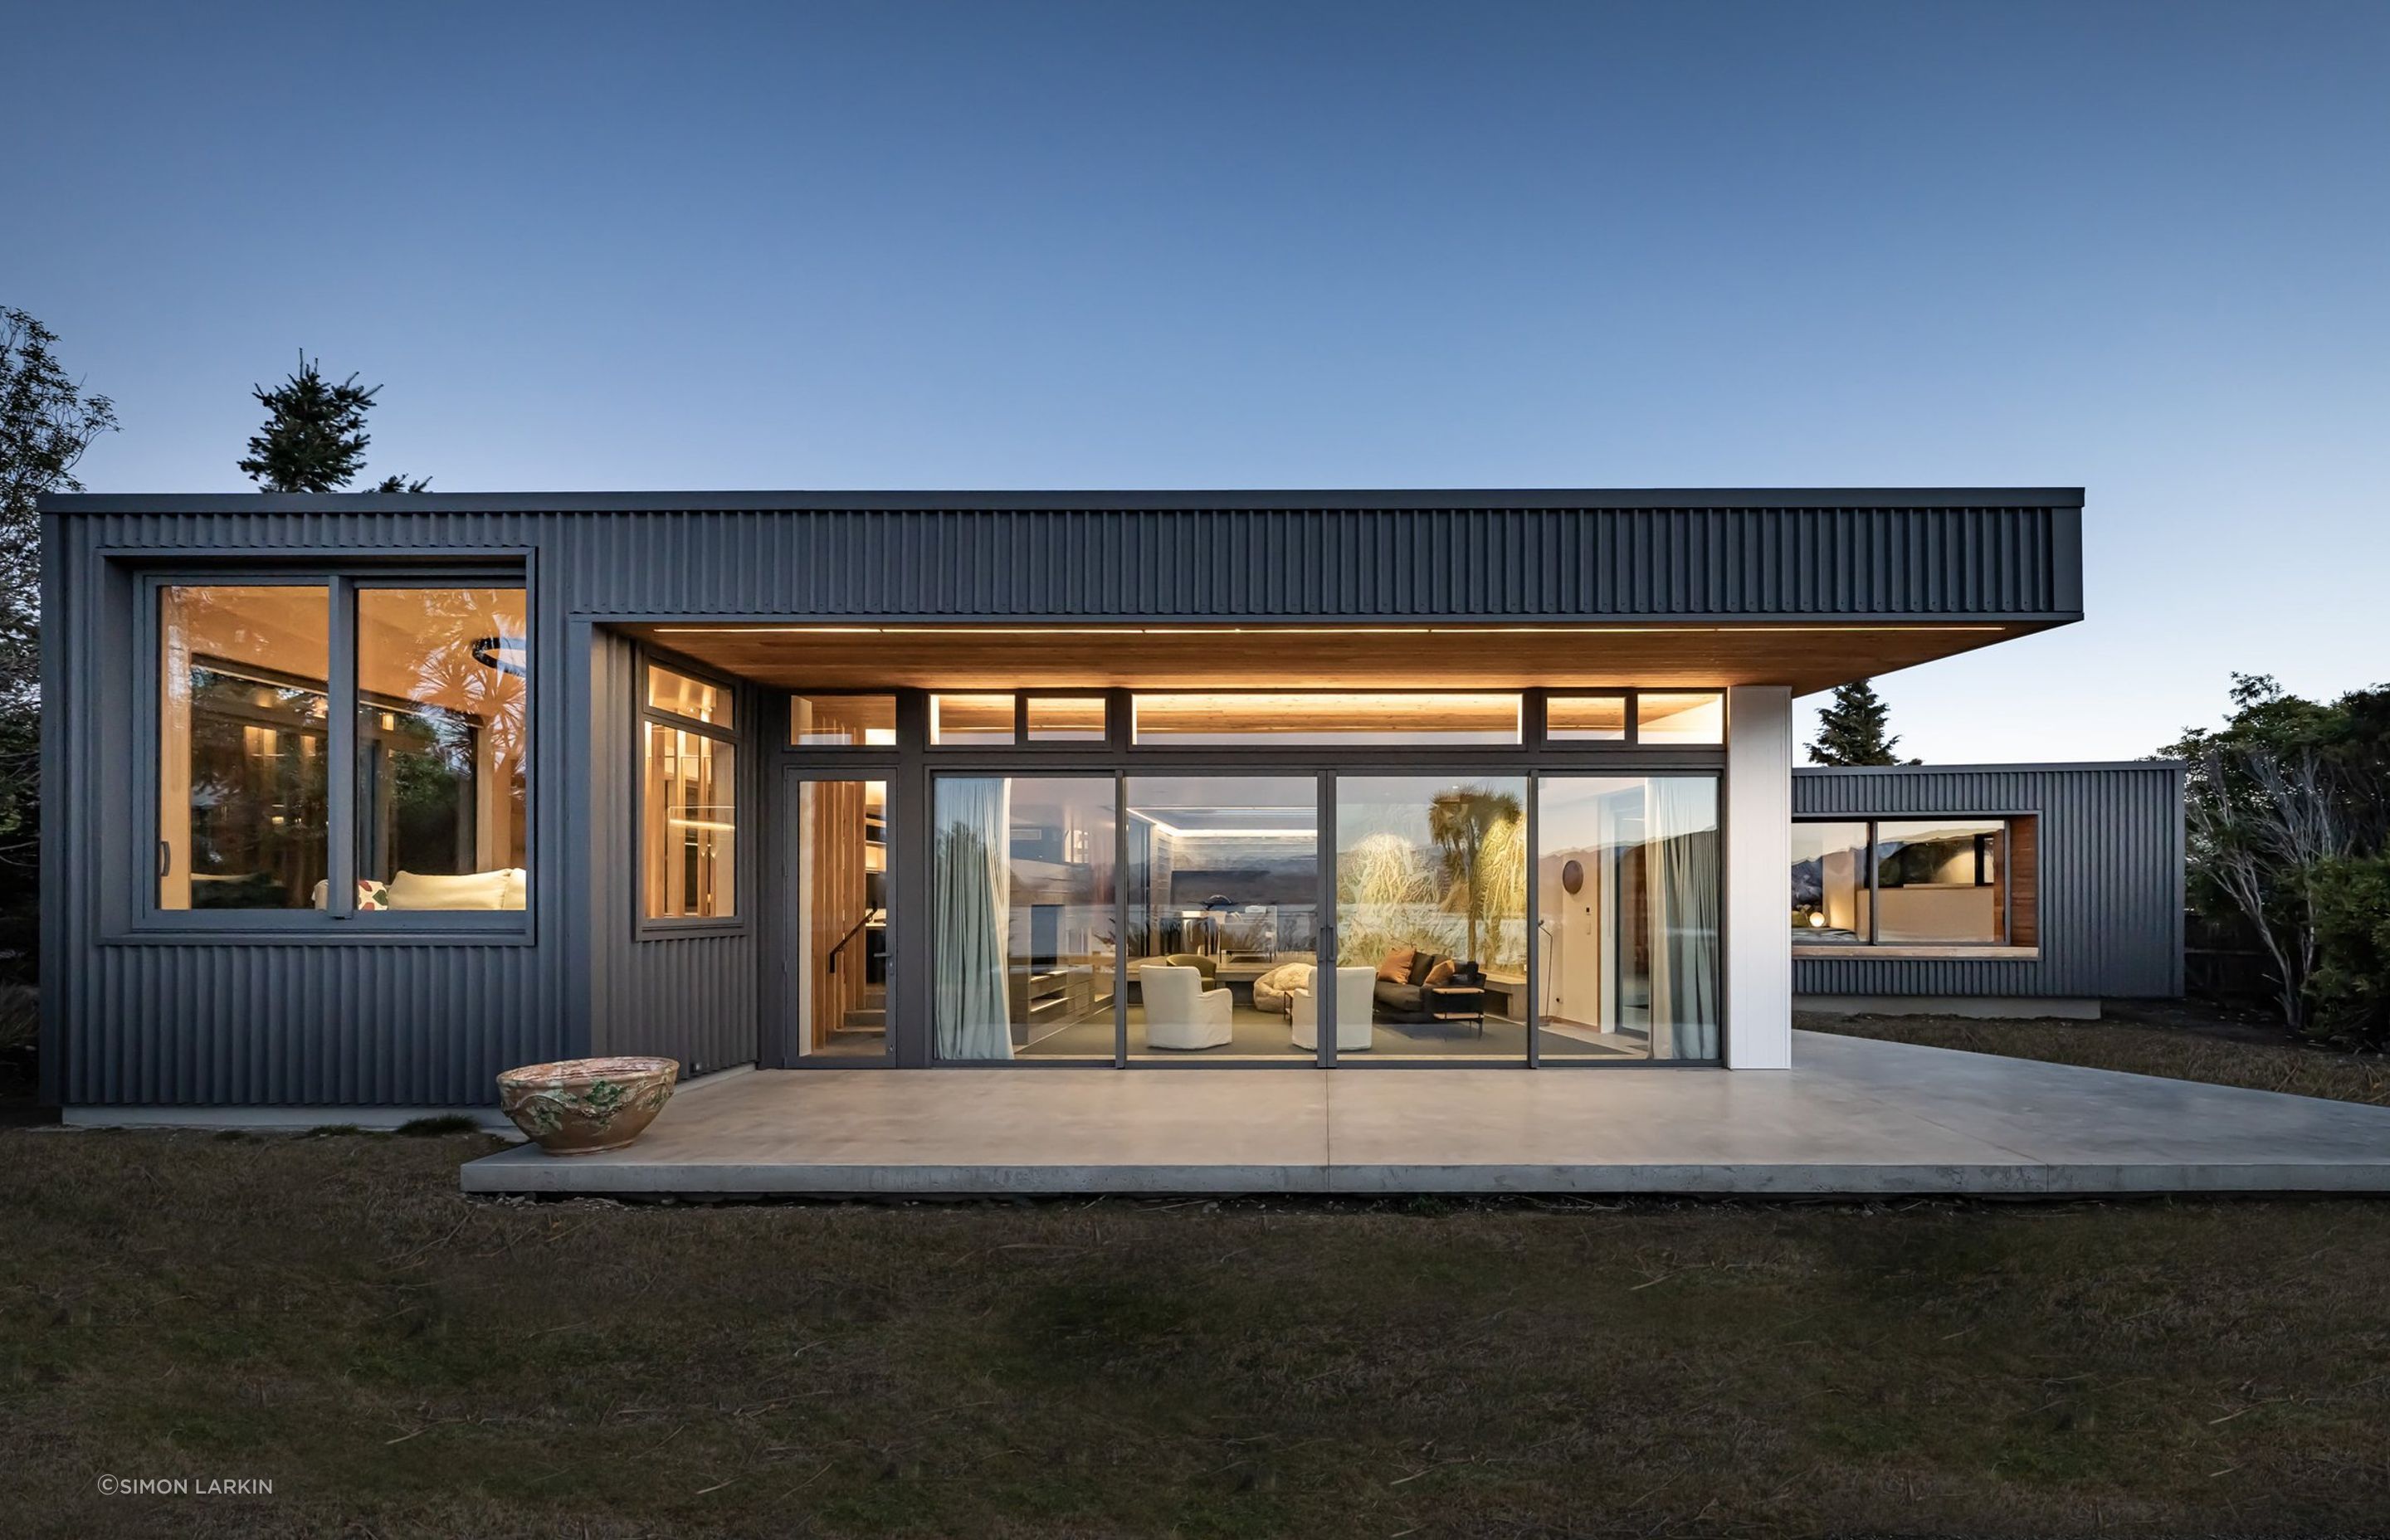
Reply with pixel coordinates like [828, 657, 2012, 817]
[1645, 777, 1721, 1060]
[934, 777, 1014, 1060]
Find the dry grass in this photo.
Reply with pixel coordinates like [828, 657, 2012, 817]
[1806, 1009, 2390, 1108]
[6, 1129, 2390, 1537]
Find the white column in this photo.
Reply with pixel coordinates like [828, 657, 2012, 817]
[1724, 685, 1793, 1069]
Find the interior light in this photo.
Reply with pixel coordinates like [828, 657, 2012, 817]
[1808, 911, 1826, 928]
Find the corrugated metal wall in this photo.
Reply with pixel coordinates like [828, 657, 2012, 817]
[1792, 763, 2184, 999]
[43, 493, 2084, 1105]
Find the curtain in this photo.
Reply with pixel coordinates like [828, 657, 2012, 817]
[1646, 777, 1721, 1060]
[934, 777, 1014, 1060]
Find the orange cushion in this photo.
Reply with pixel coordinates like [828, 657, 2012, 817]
[1422, 958, 1456, 987]
[1376, 946, 1416, 984]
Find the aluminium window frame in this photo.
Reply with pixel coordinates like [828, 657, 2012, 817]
[133, 565, 534, 938]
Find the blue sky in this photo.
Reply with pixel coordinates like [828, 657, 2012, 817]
[8, 1, 2385, 763]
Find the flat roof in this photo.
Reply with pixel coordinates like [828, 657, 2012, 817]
[43, 486, 2085, 514]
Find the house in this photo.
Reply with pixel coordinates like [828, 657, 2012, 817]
[37, 487, 2165, 1121]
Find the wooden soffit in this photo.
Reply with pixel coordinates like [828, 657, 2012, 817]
[622, 621, 2048, 696]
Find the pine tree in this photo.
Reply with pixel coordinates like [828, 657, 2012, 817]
[238, 353, 428, 493]
[1807, 679, 1914, 766]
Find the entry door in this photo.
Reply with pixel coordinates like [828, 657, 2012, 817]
[779, 767, 895, 1065]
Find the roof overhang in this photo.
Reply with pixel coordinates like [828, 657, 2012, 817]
[627, 618, 2058, 696]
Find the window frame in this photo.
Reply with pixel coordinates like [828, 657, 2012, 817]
[637, 648, 746, 933]
[135, 565, 534, 938]
[1791, 813, 2033, 952]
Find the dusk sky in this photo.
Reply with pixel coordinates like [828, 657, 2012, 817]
[8, 1, 2384, 763]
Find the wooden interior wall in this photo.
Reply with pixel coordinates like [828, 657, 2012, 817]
[2009, 815, 2040, 948]
[807, 780, 871, 1048]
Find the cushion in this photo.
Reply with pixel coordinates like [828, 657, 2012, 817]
[1407, 951, 1443, 986]
[500, 868, 528, 910]
[1376, 946, 1417, 984]
[386, 869, 512, 911]
[1422, 957, 1456, 987]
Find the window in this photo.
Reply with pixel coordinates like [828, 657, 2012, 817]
[792, 694, 896, 747]
[644, 665, 737, 919]
[1636, 691, 1724, 745]
[930, 694, 1015, 746]
[354, 587, 529, 913]
[1025, 694, 1107, 743]
[1547, 695, 1627, 742]
[156, 578, 529, 918]
[158, 585, 331, 909]
[1134, 693, 1521, 746]
[1791, 816, 2034, 948]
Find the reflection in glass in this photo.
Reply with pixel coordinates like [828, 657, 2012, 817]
[158, 585, 330, 909]
[1336, 777, 1527, 1059]
[1790, 821, 1870, 943]
[930, 694, 1015, 746]
[1134, 693, 1520, 745]
[1124, 777, 1319, 1059]
[1875, 820, 2006, 944]
[1026, 695, 1107, 742]
[643, 726, 735, 918]
[792, 694, 896, 746]
[933, 777, 1115, 1060]
[1547, 695, 1627, 741]
[1535, 776, 1720, 1060]
[1636, 692, 1724, 745]
[354, 587, 528, 912]
[795, 780, 890, 1058]
[648, 665, 731, 727]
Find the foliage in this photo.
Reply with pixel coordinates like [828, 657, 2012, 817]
[0, 308, 117, 986]
[2310, 854, 2390, 1043]
[238, 353, 428, 493]
[1807, 678, 1913, 766]
[2166, 673, 2390, 1045]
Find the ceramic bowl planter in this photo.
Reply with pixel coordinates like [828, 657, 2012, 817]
[497, 1056, 680, 1154]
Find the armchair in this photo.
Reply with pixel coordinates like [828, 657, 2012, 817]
[1290, 965, 1378, 1051]
[1140, 964, 1234, 1050]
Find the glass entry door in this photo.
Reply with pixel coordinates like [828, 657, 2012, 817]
[782, 768, 894, 1064]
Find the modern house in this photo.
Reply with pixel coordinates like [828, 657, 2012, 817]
[37, 487, 2163, 1121]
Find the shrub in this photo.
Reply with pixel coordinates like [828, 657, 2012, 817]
[2310, 853, 2390, 1048]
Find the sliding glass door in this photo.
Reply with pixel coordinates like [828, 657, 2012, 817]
[1124, 775, 1320, 1061]
[911, 767, 1724, 1067]
[1533, 775, 1721, 1062]
[1334, 775, 1529, 1060]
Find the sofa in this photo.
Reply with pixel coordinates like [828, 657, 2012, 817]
[1371, 948, 1485, 1023]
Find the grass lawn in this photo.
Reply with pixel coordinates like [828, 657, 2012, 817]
[7, 1123, 2390, 1538]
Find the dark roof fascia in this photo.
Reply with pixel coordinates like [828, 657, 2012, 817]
[1797, 760, 2184, 776]
[41, 487, 2086, 515]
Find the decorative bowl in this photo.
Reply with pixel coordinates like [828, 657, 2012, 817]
[496, 1056, 680, 1155]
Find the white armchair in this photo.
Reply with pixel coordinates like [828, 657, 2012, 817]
[1290, 966, 1378, 1051]
[1140, 964, 1234, 1050]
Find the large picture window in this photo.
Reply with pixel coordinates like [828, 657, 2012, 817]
[156, 578, 529, 918]
[643, 665, 738, 920]
[1792, 816, 2034, 948]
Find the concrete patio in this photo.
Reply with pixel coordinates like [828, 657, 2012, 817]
[461, 1031, 2390, 1198]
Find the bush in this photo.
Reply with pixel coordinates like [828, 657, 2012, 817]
[2310, 854, 2390, 1047]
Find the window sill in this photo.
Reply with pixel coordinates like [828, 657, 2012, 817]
[1795, 944, 2040, 961]
[105, 924, 535, 948]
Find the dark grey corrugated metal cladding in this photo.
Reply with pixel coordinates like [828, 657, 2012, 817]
[39, 489, 2085, 1107]
[1793, 763, 2185, 1000]
[56, 489, 2083, 621]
